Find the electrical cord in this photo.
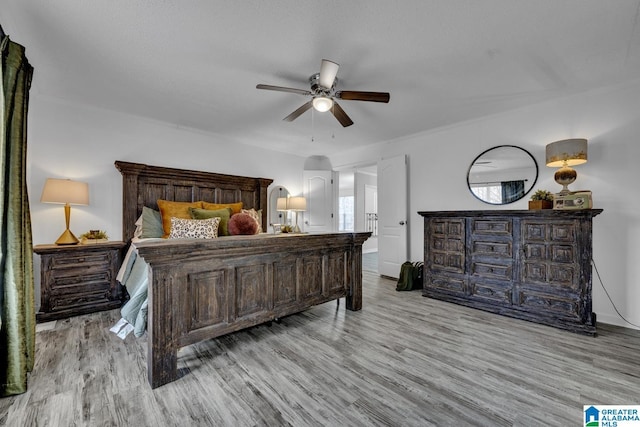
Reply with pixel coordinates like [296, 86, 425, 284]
[591, 258, 640, 329]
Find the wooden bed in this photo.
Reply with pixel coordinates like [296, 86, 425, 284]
[115, 161, 370, 388]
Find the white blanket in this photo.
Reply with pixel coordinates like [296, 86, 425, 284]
[112, 239, 159, 339]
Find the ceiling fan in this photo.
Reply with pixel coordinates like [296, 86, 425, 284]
[256, 59, 390, 127]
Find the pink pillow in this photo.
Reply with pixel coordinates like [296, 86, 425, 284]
[228, 213, 259, 235]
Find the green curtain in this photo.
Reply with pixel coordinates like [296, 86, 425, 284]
[0, 35, 35, 397]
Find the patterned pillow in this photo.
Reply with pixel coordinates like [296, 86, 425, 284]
[168, 217, 220, 239]
[241, 208, 263, 233]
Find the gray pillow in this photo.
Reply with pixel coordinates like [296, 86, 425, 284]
[140, 206, 164, 238]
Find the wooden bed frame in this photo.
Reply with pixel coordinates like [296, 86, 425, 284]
[115, 161, 370, 388]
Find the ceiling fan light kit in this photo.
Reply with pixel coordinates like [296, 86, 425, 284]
[257, 59, 390, 127]
[312, 96, 333, 112]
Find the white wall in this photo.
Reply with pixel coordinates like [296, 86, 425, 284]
[27, 95, 306, 305]
[331, 78, 640, 330]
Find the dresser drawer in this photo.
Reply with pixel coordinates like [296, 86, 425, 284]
[469, 280, 512, 305]
[518, 290, 579, 318]
[471, 260, 512, 280]
[427, 274, 466, 294]
[471, 218, 512, 235]
[472, 240, 512, 257]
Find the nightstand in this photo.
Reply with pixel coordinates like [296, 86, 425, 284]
[34, 241, 126, 322]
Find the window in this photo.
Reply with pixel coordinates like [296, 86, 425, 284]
[471, 184, 502, 204]
[339, 196, 354, 231]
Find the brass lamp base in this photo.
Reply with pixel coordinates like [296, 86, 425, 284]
[55, 228, 80, 245]
[554, 164, 578, 195]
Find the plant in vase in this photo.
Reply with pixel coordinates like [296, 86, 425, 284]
[79, 229, 109, 243]
[529, 190, 554, 209]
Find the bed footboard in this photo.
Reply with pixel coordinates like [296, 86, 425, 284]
[135, 232, 370, 388]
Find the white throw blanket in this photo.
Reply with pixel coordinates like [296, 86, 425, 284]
[111, 240, 156, 339]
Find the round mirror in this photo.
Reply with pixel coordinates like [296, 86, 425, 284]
[269, 186, 290, 231]
[467, 145, 538, 205]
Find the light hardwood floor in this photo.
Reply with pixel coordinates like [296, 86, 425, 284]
[2, 271, 639, 426]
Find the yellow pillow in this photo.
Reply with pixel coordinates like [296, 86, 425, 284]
[201, 201, 243, 214]
[157, 200, 203, 237]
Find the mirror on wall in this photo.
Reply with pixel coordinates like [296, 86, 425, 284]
[269, 186, 290, 230]
[467, 145, 538, 205]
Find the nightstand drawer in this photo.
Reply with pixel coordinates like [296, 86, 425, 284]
[49, 252, 111, 270]
[50, 272, 112, 294]
[50, 290, 112, 311]
[50, 266, 112, 283]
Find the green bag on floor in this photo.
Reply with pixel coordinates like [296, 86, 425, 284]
[396, 261, 424, 291]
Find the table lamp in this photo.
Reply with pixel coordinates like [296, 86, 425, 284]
[41, 178, 89, 245]
[545, 138, 588, 195]
[287, 196, 307, 233]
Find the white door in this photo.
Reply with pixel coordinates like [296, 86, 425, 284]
[303, 170, 336, 232]
[377, 155, 408, 278]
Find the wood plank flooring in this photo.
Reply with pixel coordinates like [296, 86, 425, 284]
[2, 271, 639, 426]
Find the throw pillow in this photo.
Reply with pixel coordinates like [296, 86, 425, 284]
[189, 207, 232, 236]
[201, 201, 243, 215]
[157, 200, 203, 238]
[168, 217, 220, 239]
[228, 212, 259, 235]
[241, 208, 263, 233]
[134, 215, 143, 239]
[140, 206, 164, 239]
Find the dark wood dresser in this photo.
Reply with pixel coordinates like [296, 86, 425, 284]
[418, 209, 602, 335]
[34, 241, 126, 322]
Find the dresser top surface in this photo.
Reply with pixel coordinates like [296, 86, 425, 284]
[418, 209, 603, 219]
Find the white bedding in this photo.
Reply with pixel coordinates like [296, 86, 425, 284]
[111, 238, 161, 339]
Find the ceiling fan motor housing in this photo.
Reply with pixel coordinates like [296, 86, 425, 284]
[309, 73, 337, 94]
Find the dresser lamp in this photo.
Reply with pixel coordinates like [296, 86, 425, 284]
[40, 178, 89, 245]
[545, 138, 588, 195]
[287, 196, 307, 233]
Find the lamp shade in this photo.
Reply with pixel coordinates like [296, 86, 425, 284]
[41, 178, 89, 205]
[545, 138, 588, 167]
[287, 196, 307, 211]
[276, 197, 288, 211]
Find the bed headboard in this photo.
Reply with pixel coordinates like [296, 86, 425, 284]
[115, 161, 273, 242]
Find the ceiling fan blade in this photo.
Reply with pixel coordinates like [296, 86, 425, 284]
[330, 101, 354, 127]
[283, 101, 313, 122]
[319, 59, 339, 89]
[336, 91, 390, 103]
[256, 84, 312, 96]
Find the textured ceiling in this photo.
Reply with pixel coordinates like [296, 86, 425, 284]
[2, 0, 640, 158]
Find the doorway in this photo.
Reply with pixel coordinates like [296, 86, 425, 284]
[338, 165, 378, 273]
